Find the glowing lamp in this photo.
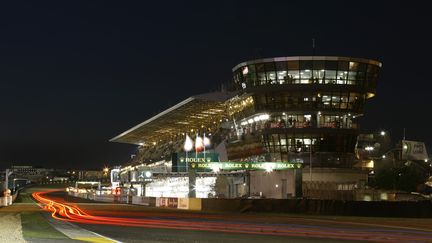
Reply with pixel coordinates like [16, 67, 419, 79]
[184, 134, 194, 152]
[195, 135, 204, 152]
[203, 134, 211, 148]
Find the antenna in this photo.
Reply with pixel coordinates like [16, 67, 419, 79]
[312, 38, 315, 56]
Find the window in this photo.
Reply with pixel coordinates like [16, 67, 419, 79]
[246, 72, 257, 86]
[257, 72, 266, 85]
[349, 62, 359, 71]
[348, 71, 357, 80]
[322, 94, 332, 108]
[340, 95, 349, 109]
[277, 70, 287, 84]
[266, 71, 276, 84]
[337, 71, 347, 84]
[325, 70, 337, 84]
[300, 69, 312, 83]
[276, 62, 287, 84]
[287, 70, 300, 84]
[257, 63, 266, 85]
[356, 71, 366, 81]
[331, 95, 340, 108]
[313, 69, 325, 84]
[246, 65, 256, 84]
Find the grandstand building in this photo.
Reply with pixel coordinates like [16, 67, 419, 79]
[111, 56, 382, 199]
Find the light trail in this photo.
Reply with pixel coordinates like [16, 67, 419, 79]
[33, 191, 432, 242]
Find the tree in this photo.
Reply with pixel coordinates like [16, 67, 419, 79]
[370, 160, 430, 192]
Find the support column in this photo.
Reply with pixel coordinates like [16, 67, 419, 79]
[188, 169, 196, 198]
[294, 168, 303, 198]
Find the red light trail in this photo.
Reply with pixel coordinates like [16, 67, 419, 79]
[33, 191, 432, 242]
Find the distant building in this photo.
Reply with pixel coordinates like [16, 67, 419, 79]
[77, 170, 105, 181]
[10, 165, 53, 183]
[355, 131, 392, 169]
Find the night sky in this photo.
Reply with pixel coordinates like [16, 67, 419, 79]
[1, 1, 431, 170]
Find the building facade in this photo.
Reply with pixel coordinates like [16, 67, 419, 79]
[111, 56, 382, 199]
[229, 56, 381, 167]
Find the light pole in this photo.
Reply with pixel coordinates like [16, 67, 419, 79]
[4, 169, 13, 191]
[309, 145, 312, 181]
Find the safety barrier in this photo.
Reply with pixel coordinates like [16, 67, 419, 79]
[0, 196, 13, 206]
[68, 191, 131, 203]
[66, 190, 432, 217]
[132, 196, 155, 206]
[155, 197, 202, 210]
[68, 191, 203, 211]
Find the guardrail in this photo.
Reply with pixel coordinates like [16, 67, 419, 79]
[68, 191, 130, 204]
[67, 191, 432, 217]
[67, 191, 202, 210]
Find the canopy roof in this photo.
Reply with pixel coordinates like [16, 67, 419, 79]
[110, 92, 235, 145]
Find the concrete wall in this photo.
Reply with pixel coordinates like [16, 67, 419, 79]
[302, 168, 368, 184]
[250, 170, 296, 199]
[200, 198, 432, 217]
[215, 175, 247, 198]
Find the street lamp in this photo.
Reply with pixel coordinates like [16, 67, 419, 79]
[103, 167, 109, 177]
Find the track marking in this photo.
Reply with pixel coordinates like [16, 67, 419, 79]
[45, 215, 121, 243]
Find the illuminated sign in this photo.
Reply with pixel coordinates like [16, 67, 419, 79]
[138, 171, 153, 182]
[189, 161, 302, 172]
[174, 152, 220, 172]
[174, 152, 302, 172]
[402, 140, 429, 160]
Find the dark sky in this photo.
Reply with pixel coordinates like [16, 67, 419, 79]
[1, 1, 431, 170]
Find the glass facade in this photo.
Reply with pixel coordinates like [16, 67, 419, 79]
[233, 59, 379, 92]
[230, 56, 381, 168]
[252, 91, 364, 112]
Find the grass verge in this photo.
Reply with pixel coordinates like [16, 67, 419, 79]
[14, 191, 35, 203]
[21, 212, 69, 240]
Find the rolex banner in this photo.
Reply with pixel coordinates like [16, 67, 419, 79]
[173, 152, 220, 172]
[402, 140, 429, 161]
[189, 161, 303, 171]
[172, 151, 303, 172]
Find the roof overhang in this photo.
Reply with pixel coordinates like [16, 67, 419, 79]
[110, 92, 236, 145]
[232, 56, 382, 72]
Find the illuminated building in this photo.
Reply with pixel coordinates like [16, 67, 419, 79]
[9, 165, 53, 183]
[111, 56, 382, 199]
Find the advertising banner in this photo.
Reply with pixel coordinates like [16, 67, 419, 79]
[173, 152, 220, 172]
[156, 197, 178, 208]
[189, 161, 303, 171]
[177, 198, 189, 209]
[402, 140, 429, 161]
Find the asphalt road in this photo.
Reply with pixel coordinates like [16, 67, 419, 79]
[30, 186, 432, 243]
